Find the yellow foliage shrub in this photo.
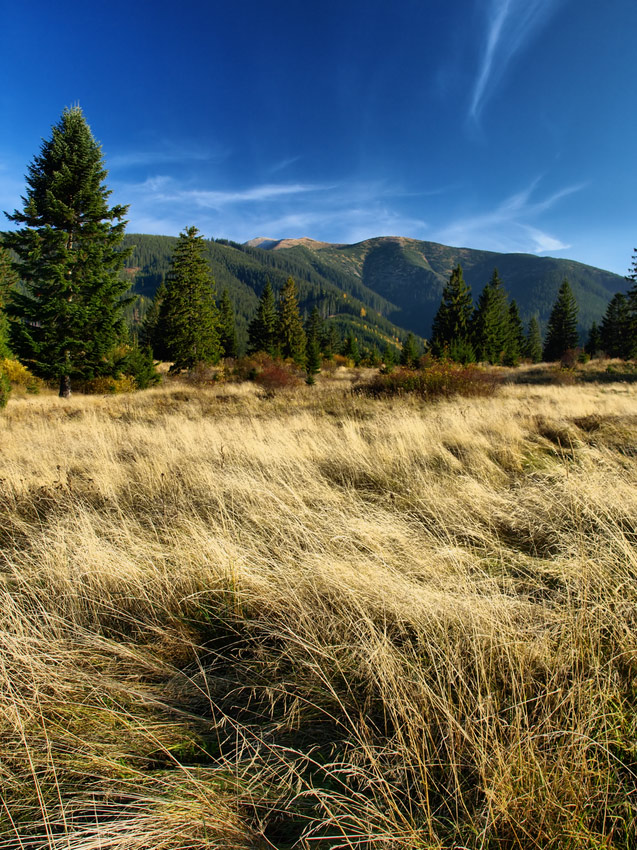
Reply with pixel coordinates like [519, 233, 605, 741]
[82, 375, 137, 394]
[1, 358, 43, 393]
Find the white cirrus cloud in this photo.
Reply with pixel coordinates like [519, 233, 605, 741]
[435, 178, 584, 255]
[470, 0, 564, 121]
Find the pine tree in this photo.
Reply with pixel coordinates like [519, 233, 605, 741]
[431, 264, 474, 361]
[277, 277, 306, 364]
[321, 323, 339, 359]
[304, 305, 322, 384]
[0, 246, 17, 359]
[139, 281, 169, 360]
[471, 269, 510, 364]
[504, 300, 525, 366]
[382, 342, 395, 372]
[342, 331, 360, 365]
[624, 250, 637, 357]
[118, 342, 161, 389]
[1, 107, 130, 396]
[305, 305, 323, 353]
[543, 279, 579, 361]
[600, 292, 630, 358]
[159, 226, 220, 371]
[400, 332, 419, 367]
[248, 279, 278, 356]
[218, 289, 238, 358]
[585, 321, 602, 357]
[525, 316, 543, 363]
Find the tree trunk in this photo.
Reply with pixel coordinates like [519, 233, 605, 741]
[59, 374, 71, 398]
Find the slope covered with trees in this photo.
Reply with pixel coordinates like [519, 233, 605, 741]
[122, 235, 625, 354]
[121, 234, 410, 356]
[251, 236, 625, 340]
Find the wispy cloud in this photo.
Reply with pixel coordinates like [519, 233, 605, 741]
[435, 178, 584, 255]
[470, 0, 563, 121]
[110, 175, 429, 244]
[108, 142, 229, 170]
[268, 155, 303, 175]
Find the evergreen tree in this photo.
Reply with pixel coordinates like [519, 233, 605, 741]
[118, 342, 161, 389]
[504, 300, 525, 366]
[431, 264, 474, 360]
[525, 316, 543, 363]
[0, 246, 17, 359]
[248, 279, 278, 356]
[159, 226, 220, 371]
[139, 281, 169, 360]
[321, 323, 339, 359]
[218, 288, 238, 358]
[1, 107, 130, 397]
[277, 277, 306, 364]
[624, 251, 637, 357]
[382, 342, 395, 372]
[304, 305, 322, 384]
[305, 305, 323, 354]
[585, 321, 602, 357]
[471, 269, 510, 364]
[600, 292, 630, 358]
[543, 279, 579, 361]
[342, 331, 361, 365]
[400, 332, 419, 367]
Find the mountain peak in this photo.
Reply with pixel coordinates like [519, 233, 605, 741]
[244, 236, 339, 251]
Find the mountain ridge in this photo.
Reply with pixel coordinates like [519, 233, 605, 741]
[242, 234, 626, 338]
[122, 233, 627, 354]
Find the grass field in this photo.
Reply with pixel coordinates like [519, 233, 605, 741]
[1, 372, 636, 848]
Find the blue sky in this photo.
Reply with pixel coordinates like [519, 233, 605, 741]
[1, 0, 635, 274]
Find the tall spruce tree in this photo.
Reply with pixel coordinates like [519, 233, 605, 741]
[600, 292, 630, 358]
[277, 277, 306, 364]
[400, 332, 419, 367]
[218, 288, 238, 358]
[505, 300, 525, 366]
[321, 323, 339, 360]
[585, 321, 602, 357]
[159, 226, 220, 371]
[543, 279, 579, 361]
[624, 250, 637, 357]
[431, 264, 474, 361]
[305, 306, 322, 384]
[525, 316, 543, 363]
[139, 281, 169, 361]
[471, 268, 510, 364]
[1, 107, 130, 396]
[248, 279, 278, 356]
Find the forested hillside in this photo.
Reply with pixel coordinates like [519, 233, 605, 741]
[121, 235, 410, 354]
[122, 234, 626, 352]
[251, 236, 626, 339]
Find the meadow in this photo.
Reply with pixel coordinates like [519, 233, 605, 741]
[1, 370, 636, 849]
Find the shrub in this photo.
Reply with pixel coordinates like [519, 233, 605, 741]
[82, 375, 137, 394]
[254, 360, 301, 391]
[232, 353, 301, 391]
[1, 358, 43, 394]
[560, 348, 581, 369]
[181, 362, 219, 386]
[332, 354, 350, 368]
[355, 363, 501, 401]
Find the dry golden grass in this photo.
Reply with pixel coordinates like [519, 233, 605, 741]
[1, 376, 636, 848]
